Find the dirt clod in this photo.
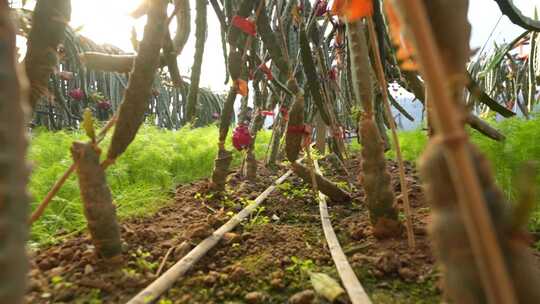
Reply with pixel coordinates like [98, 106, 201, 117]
[289, 290, 315, 304]
[245, 291, 267, 303]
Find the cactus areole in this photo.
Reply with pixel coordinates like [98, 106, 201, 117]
[232, 124, 252, 151]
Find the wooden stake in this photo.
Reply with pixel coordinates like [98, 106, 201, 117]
[396, 1, 517, 303]
[366, 18, 415, 250]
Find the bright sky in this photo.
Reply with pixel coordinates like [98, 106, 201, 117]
[16, 0, 540, 93]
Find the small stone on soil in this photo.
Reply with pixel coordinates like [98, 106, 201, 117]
[49, 266, 65, 278]
[244, 291, 267, 303]
[203, 271, 220, 285]
[84, 264, 94, 275]
[288, 290, 315, 304]
[348, 226, 365, 240]
[37, 258, 55, 271]
[228, 265, 247, 282]
[223, 232, 240, 244]
[398, 267, 416, 281]
[60, 247, 74, 260]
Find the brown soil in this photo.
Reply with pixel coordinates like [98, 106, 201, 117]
[26, 156, 442, 304]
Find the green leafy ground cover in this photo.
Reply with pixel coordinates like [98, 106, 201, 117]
[29, 115, 540, 245]
[29, 125, 271, 245]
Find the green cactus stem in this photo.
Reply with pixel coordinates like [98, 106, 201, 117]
[185, 0, 208, 123]
[106, 0, 167, 162]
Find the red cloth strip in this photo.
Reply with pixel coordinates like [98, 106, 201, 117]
[260, 110, 275, 116]
[232, 16, 256, 36]
[287, 124, 312, 134]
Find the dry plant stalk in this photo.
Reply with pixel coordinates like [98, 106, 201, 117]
[162, 27, 183, 86]
[24, 0, 71, 110]
[256, 0, 298, 167]
[245, 111, 265, 179]
[315, 113, 327, 153]
[0, 4, 31, 302]
[347, 20, 400, 238]
[71, 142, 122, 261]
[210, 147, 233, 191]
[396, 0, 518, 302]
[106, 0, 167, 163]
[366, 18, 415, 248]
[160, 0, 190, 86]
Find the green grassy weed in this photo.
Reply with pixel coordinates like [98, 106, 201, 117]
[29, 124, 271, 245]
